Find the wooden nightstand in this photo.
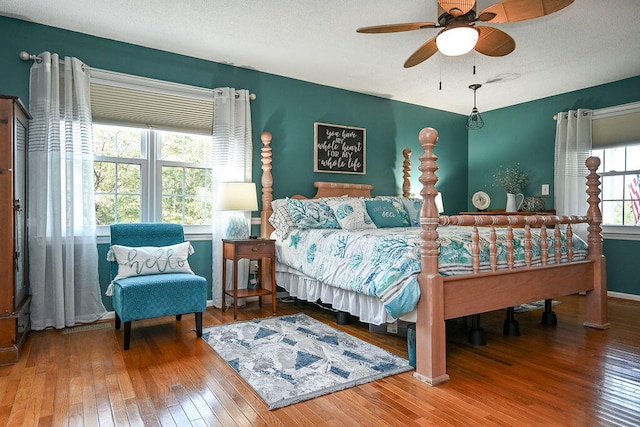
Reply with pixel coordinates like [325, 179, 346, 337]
[221, 239, 277, 320]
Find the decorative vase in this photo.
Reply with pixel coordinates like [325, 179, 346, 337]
[506, 192, 524, 212]
[522, 196, 546, 212]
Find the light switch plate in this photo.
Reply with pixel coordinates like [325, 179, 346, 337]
[541, 184, 549, 196]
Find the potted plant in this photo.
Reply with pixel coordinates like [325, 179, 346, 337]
[493, 164, 529, 211]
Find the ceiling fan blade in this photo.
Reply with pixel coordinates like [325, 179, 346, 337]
[404, 38, 439, 68]
[474, 26, 515, 57]
[357, 22, 437, 34]
[478, 0, 574, 24]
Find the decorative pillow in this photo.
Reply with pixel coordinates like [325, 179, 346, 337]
[105, 241, 195, 296]
[364, 199, 411, 228]
[401, 197, 423, 227]
[326, 197, 376, 230]
[268, 198, 298, 239]
[286, 198, 340, 229]
[375, 196, 412, 225]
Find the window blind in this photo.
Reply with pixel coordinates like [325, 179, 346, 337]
[89, 69, 214, 135]
[592, 102, 640, 148]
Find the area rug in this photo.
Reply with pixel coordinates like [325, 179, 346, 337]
[513, 300, 561, 313]
[201, 313, 412, 410]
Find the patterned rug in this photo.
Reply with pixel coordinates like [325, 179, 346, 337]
[513, 300, 561, 313]
[201, 313, 412, 410]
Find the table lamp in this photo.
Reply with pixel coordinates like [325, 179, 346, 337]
[435, 192, 444, 214]
[217, 182, 258, 239]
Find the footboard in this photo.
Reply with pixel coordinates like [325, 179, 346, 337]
[413, 127, 609, 386]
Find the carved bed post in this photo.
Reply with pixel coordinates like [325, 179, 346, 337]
[402, 148, 411, 197]
[584, 156, 610, 329]
[260, 131, 274, 239]
[413, 127, 450, 386]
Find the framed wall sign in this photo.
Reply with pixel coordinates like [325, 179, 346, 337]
[314, 122, 366, 174]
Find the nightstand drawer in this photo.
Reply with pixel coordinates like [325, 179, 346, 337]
[234, 241, 274, 258]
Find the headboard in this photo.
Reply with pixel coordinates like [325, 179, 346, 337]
[258, 131, 413, 238]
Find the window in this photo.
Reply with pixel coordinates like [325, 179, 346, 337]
[591, 101, 640, 238]
[89, 69, 216, 234]
[93, 124, 213, 226]
[591, 144, 640, 226]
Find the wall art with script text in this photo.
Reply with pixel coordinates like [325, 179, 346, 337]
[314, 122, 366, 175]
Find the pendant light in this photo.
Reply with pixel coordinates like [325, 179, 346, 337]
[466, 83, 484, 130]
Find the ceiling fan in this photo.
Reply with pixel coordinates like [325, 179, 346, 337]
[356, 0, 574, 68]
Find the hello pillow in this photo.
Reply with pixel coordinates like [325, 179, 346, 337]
[106, 241, 195, 296]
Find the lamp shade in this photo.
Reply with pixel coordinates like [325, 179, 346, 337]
[436, 26, 479, 56]
[435, 192, 445, 214]
[217, 182, 258, 211]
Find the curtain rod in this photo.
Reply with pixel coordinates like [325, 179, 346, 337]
[19, 51, 256, 100]
[19, 51, 42, 63]
[552, 110, 591, 121]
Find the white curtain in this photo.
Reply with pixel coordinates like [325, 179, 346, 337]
[211, 88, 253, 308]
[554, 108, 593, 240]
[28, 52, 106, 330]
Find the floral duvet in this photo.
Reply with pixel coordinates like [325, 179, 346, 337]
[275, 225, 588, 320]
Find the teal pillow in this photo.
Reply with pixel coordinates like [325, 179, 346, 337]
[365, 199, 410, 228]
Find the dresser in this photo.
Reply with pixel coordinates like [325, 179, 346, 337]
[0, 95, 31, 365]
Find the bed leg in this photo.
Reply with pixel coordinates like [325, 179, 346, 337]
[540, 299, 558, 326]
[468, 314, 487, 346]
[503, 307, 521, 336]
[336, 311, 351, 325]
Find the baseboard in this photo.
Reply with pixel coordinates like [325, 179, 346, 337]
[608, 291, 640, 302]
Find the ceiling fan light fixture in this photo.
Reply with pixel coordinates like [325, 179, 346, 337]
[435, 26, 478, 56]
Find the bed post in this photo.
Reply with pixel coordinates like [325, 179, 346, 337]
[402, 148, 412, 197]
[260, 131, 274, 239]
[413, 127, 450, 386]
[583, 156, 610, 329]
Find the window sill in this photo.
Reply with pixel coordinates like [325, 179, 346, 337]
[602, 225, 640, 241]
[96, 224, 214, 244]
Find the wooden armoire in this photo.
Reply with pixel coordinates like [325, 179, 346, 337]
[0, 95, 30, 365]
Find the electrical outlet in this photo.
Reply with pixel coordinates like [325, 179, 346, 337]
[541, 184, 549, 196]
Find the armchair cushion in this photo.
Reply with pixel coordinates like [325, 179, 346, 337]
[106, 241, 194, 296]
[112, 273, 207, 323]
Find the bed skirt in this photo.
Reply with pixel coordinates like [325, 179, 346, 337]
[276, 264, 417, 326]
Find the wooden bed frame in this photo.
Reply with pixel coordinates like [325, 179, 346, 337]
[258, 127, 609, 385]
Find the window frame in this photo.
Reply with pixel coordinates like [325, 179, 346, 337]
[90, 69, 217, 240]
[94, 125, 215, 240]
[591, 101, 640, 240]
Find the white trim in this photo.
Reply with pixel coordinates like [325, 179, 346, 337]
[602, 225, 640, 241]
[592, 101, 640, 119]
[608, 291, 640, 302]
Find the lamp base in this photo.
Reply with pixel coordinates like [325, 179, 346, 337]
[225, 214, 250, 239]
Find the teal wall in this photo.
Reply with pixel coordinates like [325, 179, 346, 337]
[467, 76, 640, 297]
[0, 16, 467, 308]
[467, 76, 640, 209]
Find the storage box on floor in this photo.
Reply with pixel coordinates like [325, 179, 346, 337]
[368, 320, 413, 337]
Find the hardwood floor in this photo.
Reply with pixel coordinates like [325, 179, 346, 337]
[1, 295, 639, 426]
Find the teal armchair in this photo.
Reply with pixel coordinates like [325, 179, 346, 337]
[108, 223, 208, 350]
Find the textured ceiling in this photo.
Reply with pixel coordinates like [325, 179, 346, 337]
[2, 0, 640, 114]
